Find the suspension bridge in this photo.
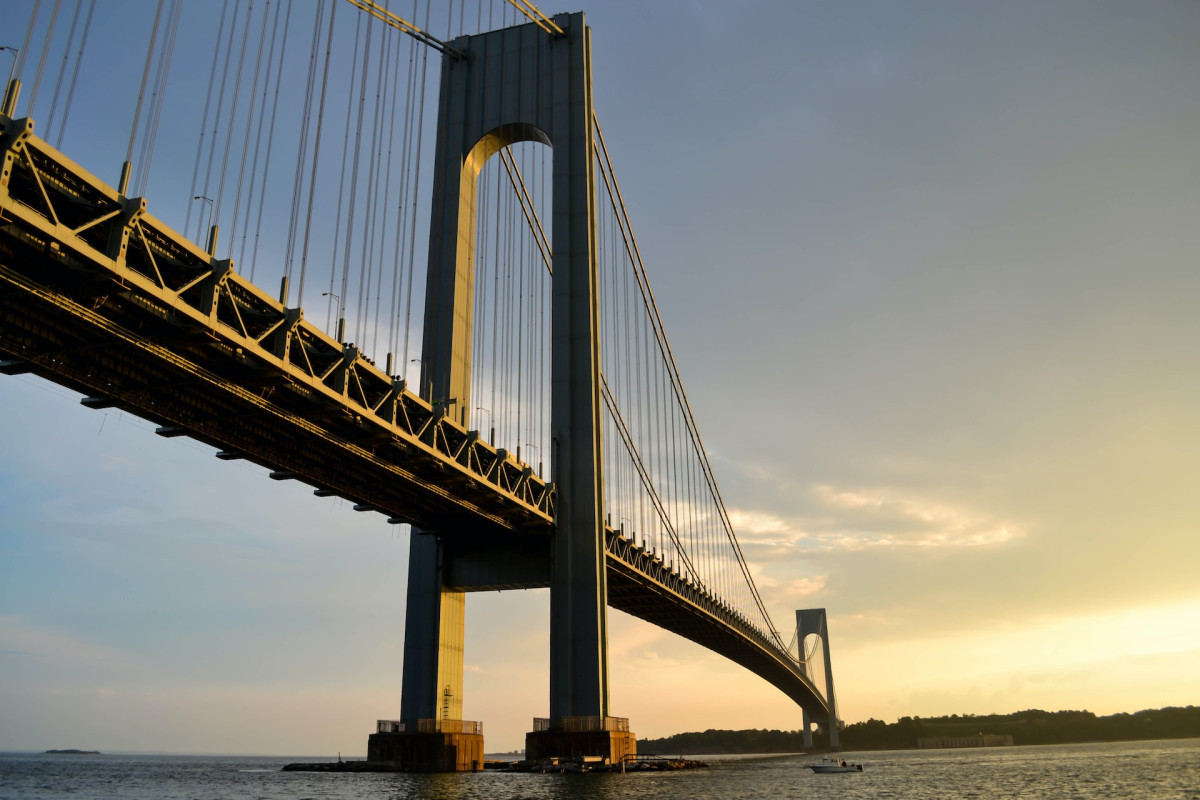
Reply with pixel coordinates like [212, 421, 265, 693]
[1, 0, 839, 769]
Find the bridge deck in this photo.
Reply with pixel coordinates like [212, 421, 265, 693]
[0, 112, 553, 536]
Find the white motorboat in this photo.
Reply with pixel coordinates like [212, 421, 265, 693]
[809, 756, 863, 773]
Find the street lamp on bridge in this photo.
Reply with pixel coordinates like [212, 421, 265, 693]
[321, 291, 345, 342]
[1, 46, 18, 87]
[192, 195, 214, 251]
[476, 406, 493, 445]
[524, 442, 541, 477]
[0, 46, 17, 117]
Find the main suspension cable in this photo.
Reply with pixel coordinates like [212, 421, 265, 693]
[506, 0, 563, 35]
[344, 0, 463, 57]
[594, 113, 785, 647]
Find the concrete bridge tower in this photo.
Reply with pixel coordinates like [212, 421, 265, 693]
[368, 12, 634, 770]
[798, 608, 840, 750]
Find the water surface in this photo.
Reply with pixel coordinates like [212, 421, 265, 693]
[2, 738, 1197, 799]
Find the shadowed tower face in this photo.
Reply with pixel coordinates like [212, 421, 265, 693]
[403, 12, 610, 728]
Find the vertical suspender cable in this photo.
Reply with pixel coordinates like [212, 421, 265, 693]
[283, 0, 327, 298]
[52, 0, 94, 149]
[25, 0, 62, 115]
[134, 0, 182, 198]
[124, 0, 164, 175]
[501, 169, 513, 439]
[225, 0, 272, 260]
[598, 119, 783, 641]
[212, 1, 256, 224]
[237, 0, 277, 269]
[400, 0, 431, 367]
[185, 0, 229, 237]
[348, 11, 378, 344]
[515, 152, 525, 454]
[295, 0, 339, 306]
[489, 144, 501, 437]
[369, 25, 399, 359]
[540, 144, 548, 466]
[366, 23, 392, 356]
[361, 13, 388, 342]
[197, 0, 239, 225]
[246, 0, 291, 281]
[473, 149, 492, 424]
[388, 5, 418, 367]
[328, 10, 364, 330]
[15, 1, 41, 81]
[43, 0, 80, 139]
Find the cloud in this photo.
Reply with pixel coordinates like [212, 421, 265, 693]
[806, 484, 1023, 551]
[726, 509, 809, 548]
[727, 484, 1022, 562]
[727, 509, 790, 535]
[782, 576, 828, 599]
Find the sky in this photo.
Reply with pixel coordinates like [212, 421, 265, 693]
[2, 0, 1199, 755]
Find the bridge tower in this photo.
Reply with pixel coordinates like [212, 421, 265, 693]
[368, 13, 633, 770]
[797, 608, 840, 749]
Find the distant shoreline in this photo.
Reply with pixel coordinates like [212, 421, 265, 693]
[641, 706, 1200, 754]
[44, 749, 101, 755]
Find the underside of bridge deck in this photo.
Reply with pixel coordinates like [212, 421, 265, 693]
[0, 108, 555, 539]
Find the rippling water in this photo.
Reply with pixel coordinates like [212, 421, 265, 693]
[2, 739, 1198, 799]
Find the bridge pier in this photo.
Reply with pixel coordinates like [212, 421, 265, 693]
[367, 720, 484, 773]
[398, 531, 465, 726]
[367, 529, 480, 772]
[525, 715, 636, 768]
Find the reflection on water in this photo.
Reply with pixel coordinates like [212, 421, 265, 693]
[1, 739, 1198, 799]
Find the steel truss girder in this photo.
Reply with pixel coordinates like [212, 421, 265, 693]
[0, 113, 554, 534]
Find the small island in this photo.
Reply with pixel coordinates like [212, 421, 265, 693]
[44, 749, 101, 755]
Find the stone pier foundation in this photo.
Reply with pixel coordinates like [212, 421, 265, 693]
[368, 721, 483, 772]
[525, 717, 636, 766]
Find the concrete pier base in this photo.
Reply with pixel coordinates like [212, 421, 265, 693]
[525, 719, 636, 766]
[367, 721, 484, 772]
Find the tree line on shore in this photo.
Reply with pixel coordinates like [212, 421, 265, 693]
[638, 706, 1200, 754]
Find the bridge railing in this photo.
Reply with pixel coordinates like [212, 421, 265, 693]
[604, 528, 789, 658]
[376, 719, 483, 735]
[531, 716, 630, 733]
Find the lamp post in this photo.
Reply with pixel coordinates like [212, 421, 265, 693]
[410, 359, 427, 399]
[1, 45, 17, 86]
[192, 195, 214, 247]
[321, 291, 344, 342]
[0, 46, 17, 117]
[524, 442, 541, 477]
[476, 406, 493, 445]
